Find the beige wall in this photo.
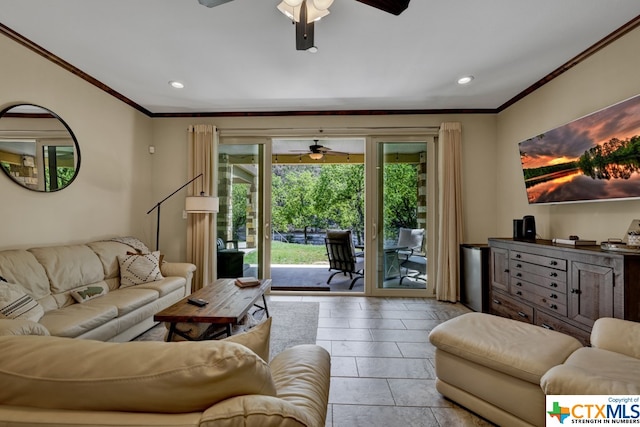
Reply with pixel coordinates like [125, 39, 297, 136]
[496, 26, 640, 242]
[0, 35, 154, 250]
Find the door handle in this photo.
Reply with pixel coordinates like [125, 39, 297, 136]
[265, 222, 270, 240]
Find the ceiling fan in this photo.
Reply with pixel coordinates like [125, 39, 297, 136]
[289, 141, 348, 160]
[197, 0, 410, 50]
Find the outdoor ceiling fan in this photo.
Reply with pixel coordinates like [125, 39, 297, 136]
[197, 0, 410, 50]
[289, 141, 348, 160]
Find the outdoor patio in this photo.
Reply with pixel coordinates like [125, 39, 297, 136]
[244, 264, 426, 292]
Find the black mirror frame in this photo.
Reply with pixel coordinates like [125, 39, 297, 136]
[0, 104, 81, 192]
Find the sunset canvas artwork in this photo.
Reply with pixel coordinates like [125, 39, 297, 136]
[519, 94, 640, 204]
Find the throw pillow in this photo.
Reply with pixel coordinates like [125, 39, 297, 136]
[70, 285, 107, 304]
[118, 251, 164, 288]
[127, 250, 164, 265]
[222, 317, 272, 362]
[0, 282, 44, 322]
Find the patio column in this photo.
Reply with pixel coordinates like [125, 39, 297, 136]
[217, 153, 233, 242]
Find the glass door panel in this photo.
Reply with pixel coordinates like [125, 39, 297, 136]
[217, 143, 265, 279]
[375, 141, 430, 292]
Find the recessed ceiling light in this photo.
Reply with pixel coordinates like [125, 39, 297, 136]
[457, 76, 474, 85]
[169, 81, 185, 89]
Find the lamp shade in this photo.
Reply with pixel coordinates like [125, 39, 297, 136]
[185, 195, 219, 213]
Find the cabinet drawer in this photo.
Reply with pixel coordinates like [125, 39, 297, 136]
[512, 273, 567, 294]
[510, 260, 567, 283]
[511, 285, 567, 316]
[535, 310, 591, 346]
[490, 291, 534, 324]
[511, 251, 566, 270]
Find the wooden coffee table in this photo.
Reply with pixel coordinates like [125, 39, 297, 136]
[154, 278, 271, 341]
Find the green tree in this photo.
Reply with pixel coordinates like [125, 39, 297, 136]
[231, 183, 247, 240]
[383, 163, 418, 240]
[313, 164, 365, 244]
[271, 165, 321, 242]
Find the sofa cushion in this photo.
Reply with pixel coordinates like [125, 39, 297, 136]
[134, 276, 186, 297]
[541, 347, 640, 395]
[0, 249, 51, 300]
[29, 245, 104, 294]
[86, 288, 158, 317]
[118, 251, 163, 287]
[86, 241, 137, 280]
[0, 335, 277, 413]
[224, 317, 272, 362]
[70, 284, 108, 303]
[0, 282, 44, 322]
[38, 303, 118, 338]
[429, 312, 582, 384]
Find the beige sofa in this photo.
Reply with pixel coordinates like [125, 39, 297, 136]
[429, 313, 640, 427]
[0, 237, 196, 342]
[0, 316, 331, 427]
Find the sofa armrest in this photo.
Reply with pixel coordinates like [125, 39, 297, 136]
[0, 318, 50, 336]
[268, 344, 331, 427]
[200, 345, 330, 426]
[160, 262, 196, 294]
[591, 317, 640, 359]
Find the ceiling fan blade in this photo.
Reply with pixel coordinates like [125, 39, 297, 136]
[197, 0, 234, 7]
[354, 0, 410, 15]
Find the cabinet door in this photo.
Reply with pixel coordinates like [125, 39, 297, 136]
[568, 262, 614, 328]
[490, 247, 510, 292]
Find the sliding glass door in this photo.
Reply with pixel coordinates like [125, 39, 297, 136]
[370, 137, 436, 296]
[217, 140, 269, 280]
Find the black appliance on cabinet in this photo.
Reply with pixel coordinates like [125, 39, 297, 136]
[459, 244, 490, 312]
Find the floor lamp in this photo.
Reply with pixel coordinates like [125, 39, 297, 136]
[146, 173, 219, 251]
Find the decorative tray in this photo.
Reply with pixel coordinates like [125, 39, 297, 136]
[600, 241, 640, 253]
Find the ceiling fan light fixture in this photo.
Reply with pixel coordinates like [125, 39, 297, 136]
[277, 0, 330, 23]
[312, 0, 334, 11]
[309, 152, 323, 160]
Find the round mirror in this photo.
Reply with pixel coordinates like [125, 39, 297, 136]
[0, 104, 80, 192]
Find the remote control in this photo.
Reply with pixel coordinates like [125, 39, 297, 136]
[187, 298, 208, 307]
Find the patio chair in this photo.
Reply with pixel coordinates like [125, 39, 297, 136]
[396, 228, 427, 285]
[217, 237, 245, 278]
[325, 229, 365, 289]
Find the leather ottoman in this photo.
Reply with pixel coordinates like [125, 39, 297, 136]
[429, 312, 582, 427]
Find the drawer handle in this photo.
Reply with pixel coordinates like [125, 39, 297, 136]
[516, 291, 522, 296]
[515, 282, 522, 287]
[516, 273, 522, 277]
[550, 272, 558, 277]
[550, 293, 558, 299]
[571, 288, 581, 294]
[517, 311, 528, 318]
[550, 282, 558, 288]
[541, 323, 554, 330]
[504, 269, 510, 273]
[550, 261, 558, 266]
[550, 304, 558, 310]
[492, 299, 501, 305]
[516, 263, 522, 268]
[515, 254, 522, 259]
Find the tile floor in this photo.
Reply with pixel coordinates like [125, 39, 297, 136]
[269, 294, 496, 427]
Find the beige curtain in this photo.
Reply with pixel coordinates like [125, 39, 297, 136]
[435, 122, 463, 302]
[187, 124, 217, 292]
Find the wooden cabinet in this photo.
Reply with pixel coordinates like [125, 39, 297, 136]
[488, 238, 640, 346]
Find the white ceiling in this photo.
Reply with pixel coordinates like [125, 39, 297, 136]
[2, 0, 640, 115]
